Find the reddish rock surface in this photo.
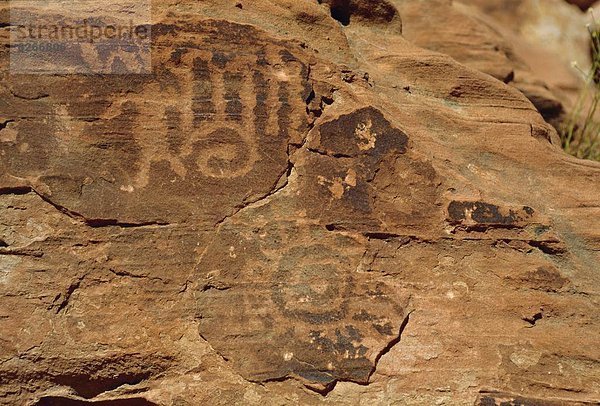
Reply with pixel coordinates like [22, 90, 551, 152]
[0, 1, 599, 405]
[400, 0, 593, 129]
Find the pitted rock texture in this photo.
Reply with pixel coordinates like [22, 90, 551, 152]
[1, 1, 600, 405]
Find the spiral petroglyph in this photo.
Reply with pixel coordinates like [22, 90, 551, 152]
[76, 47, 306, 189]
[27, 20, 312, 222]
[195, 221, 407, 388]
[272, 243, 354, 324]
[126, 50, 262, 187]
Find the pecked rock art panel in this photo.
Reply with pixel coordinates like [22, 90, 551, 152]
[192, 108, 426, 392]
[1, 20, 311, 224]
[195, 219, 409, 391]
[297, 106, 443, 232]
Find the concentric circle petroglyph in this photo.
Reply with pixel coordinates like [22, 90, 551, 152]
[272, 243, 354, 324]
[195, 221, 407, 388]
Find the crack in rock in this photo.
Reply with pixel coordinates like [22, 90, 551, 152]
[10, 186, 173, 228]
[255, 310, 413, 396]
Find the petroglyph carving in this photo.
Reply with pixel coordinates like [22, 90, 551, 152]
[130, 51, 264, 187]
[52, 47, 305, 190]
[196, 221, 406, 387]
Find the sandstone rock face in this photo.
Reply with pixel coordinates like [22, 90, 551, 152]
[465, 0, 591, 89]
[1, 1, 599, 405]
[399, 0, 592, 129]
